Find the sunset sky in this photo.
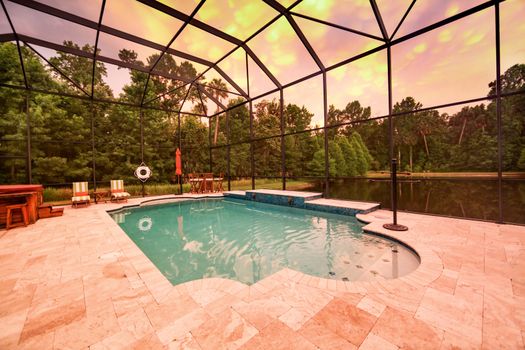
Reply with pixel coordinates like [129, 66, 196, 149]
[2, 0, 524, 126]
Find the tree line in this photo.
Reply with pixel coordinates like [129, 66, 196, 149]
[0, 41, 524, 185]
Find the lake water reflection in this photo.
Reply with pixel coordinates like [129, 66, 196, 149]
[304, 178, 525, 224]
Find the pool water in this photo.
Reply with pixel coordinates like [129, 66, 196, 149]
[112, 198, 419, 285]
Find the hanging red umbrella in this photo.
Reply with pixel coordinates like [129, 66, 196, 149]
[175, 148, 182, 194]
[175, 148, 182, 176]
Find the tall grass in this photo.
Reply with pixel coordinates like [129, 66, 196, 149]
[43, 183, 187, 204]
[43, 187, 73, 202]
[43, 179, 314, 204]
[231, 178, 314, 191]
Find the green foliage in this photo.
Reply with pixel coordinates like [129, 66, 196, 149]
[352, 132, 373, 166]
[32, 157, 68, 183]
[308, 148, 327, 176]
[49, 41, 111, 97]
[336, 136, 358, 176]
[516, 149, 525, 170]
[0, 41, 523, 191]
[350, 133, 369, 175]
[329, 142, 346, 176]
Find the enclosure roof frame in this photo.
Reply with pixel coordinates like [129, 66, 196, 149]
[0, 0, 505, 117]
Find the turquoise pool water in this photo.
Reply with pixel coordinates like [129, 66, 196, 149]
[112, 198, 419, 285]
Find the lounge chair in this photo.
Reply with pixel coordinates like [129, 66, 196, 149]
[72, 181, 90, 208]
[110, 180, 131, 202]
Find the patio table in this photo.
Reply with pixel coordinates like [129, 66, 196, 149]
[93, 190, 111, 204]
[189, 175, 223, 193]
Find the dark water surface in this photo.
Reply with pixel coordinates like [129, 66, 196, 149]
[305, 178, 525, 224]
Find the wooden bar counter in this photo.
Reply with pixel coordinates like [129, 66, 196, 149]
[0, 185, 44, 228]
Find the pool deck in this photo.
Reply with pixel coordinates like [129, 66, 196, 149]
[0, 193, 524, 349]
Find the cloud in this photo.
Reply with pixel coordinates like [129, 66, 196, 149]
[438, 29, 453, 43]
[464, 32, 485, 46]
[328, 66, 347, 81]
[446, 4, 460, 17]
[413, 43, 427, 54]
[30, 0, 521, 120]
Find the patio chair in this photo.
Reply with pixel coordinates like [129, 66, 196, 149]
[72, 181, 90, 208]
[200, 173, 213, 193]
[188, 173, 199, 194]
[110, 180, 131, 202]
[214, 173, 224, 192]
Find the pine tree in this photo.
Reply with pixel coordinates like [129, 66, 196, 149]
[350, 134, 368, 175]
[337, 136, 358, 176]
[329, 142, 346, 176]
[353, 132, 373, 167]
[308, 149, 326, 176]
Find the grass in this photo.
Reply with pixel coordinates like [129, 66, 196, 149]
[43, 179, 315, 205]
[43, 184, 188, 205]
[44, 172, 525, 205]
[231, 178, 314, 191]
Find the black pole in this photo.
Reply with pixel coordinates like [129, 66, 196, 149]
[280, 89, 286, 190]
[322, 71, 329, 197]
[25, 93, 32, 184]
[384, 159, 407, 231]
[208, 117, 213, 173]
[392, 159, 398, 225]
[495, 2, 503, 223]
[91, 103, 97, 200]
[140, 109, 145, 197]
[387, 46, 394, 211]
[249, 100, 255, 190]
[226, 112, 231, 191]
[247, 51, 255, 190]
[178, 112, 182, 195]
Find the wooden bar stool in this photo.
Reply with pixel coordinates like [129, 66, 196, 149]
[6, 203, 29, 229]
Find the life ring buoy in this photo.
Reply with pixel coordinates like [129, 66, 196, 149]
[135, 164, 152, 182]
[138, 216, 152, 231]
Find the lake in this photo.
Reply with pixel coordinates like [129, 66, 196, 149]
[303, 178, 525, 224]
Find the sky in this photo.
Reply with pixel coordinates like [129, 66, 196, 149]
[2, 0, 524, 126]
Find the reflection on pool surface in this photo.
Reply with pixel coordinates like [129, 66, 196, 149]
[112, 198, 419, 285]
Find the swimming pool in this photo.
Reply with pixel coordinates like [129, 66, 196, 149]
[112, 198, 419, 285]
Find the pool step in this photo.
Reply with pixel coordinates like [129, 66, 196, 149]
[305, 198, 379, 216]
[222, 190, 246, 200]
[245, 189, 322, 207]
[223, 189, 379, 216]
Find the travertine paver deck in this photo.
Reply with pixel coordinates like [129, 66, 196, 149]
[0, 195, 524, 349]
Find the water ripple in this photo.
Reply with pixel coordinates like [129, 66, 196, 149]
[117, 198, 419, 285]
